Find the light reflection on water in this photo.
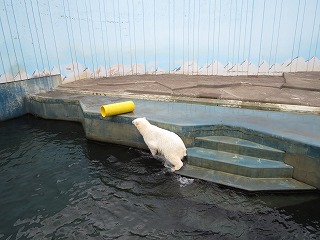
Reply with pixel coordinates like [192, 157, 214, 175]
[0, 115, 319, 239]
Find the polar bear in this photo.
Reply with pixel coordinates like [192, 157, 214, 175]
[132, 117, 186, 171]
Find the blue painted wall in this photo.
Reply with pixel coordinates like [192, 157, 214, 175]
[0, 0, 319, 83]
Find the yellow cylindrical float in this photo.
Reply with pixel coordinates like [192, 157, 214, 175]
[100, 101, 135, 117]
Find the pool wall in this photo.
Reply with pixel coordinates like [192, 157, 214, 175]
[0, 75, 62, 121]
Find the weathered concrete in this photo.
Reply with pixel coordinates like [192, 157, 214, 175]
[0, 75, 62, 121]
[58, 72, 320, 108]
[2, 73, 320, 191]
[283, 72, 320, 92]
[25, 90, 320, 190]
[195, 136, 285, 161]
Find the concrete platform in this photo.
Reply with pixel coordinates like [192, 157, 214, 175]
[177, 165, 316, 192]
[2, 73, 320, 191]
[58, 72, 320, 108]
[187, 147, 293, 178]
[27, 89, 320, 191]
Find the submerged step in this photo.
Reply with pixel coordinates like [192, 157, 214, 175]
[177, 165, 315, 192]
[195, 136, 285, 161]
[187, 147, 293, 178]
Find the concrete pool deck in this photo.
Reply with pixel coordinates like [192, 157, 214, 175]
[2, 72, 320, 191]
[24, 72, 320, 192]
[59, 72, 320, 109]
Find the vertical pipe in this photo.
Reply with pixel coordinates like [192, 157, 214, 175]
[217, 0, 221, 75]
[192, 0, 195, 75]
[30, 0, 45, 74]
[173, 0, 175, 72]
[10, 0, 28, 79]
[102, 0, 112, 76]
[168, 0, 171, 73]
[62, 0, 76, 80]
[0, 9, 14, 79]
[84, 0, 96, 78]
[127, 0, 133, 75]
[187, 0, 190, 74]
[112, 0, 119, 75]
[296, 0, 307, 71]
[47, 0, 62, 76]
[182, 0, 185, 74]
[0, 49, 7, 82]
[76, 0, 87, 69]
[3, 1, 21, 80]
[274, 0, 284, 75]
[132, 0, 138, 75]
[231, 0, 238, 75]
[211, 0, 217, 75]
[99, 0, 107, 77]
[307, 0, 319, 71]
[35, 0, 50, 75]
[206, 0, 211, 75]
[89, 0, 99, 77]
[290, 0, 301, 72]
[117, 0, 125, 76]
[242, 0, 249, 73]
[313, 18, 320, 71]
[236, 0, 244, 75]
[142, 0, 147, 74]
[268, 0, 278, 75]
[66, 0, 80, 79]
[196, 0, 200, 75]
[257, 0, 266, 75]
[247, 0, 255, 76]
[227, 0, 233, 73]
[154, 0, 157, 74]
[23, 0, 40, 77]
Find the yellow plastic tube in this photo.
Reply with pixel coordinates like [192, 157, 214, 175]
[100, 101, 135, 117]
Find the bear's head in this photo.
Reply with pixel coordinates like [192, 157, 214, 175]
[132, 117, 150, 131]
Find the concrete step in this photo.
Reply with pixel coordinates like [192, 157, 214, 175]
[177, 164, 316, 192]
[195, 136, 285, 161]
[187, 147, 293, 178]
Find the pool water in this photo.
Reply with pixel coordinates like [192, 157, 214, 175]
[0, 115, 319, 239]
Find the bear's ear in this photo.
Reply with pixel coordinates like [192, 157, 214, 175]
[143, 117, 146, 120]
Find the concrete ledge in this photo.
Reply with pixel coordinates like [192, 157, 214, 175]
[11, 90, 320, 190]
[26, 93, 320, 159]
[57, 88, 320, 115]
[177, 165, 316, 192]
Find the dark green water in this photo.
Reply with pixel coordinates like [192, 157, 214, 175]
[0, 115, 319, 239]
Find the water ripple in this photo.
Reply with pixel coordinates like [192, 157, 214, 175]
[0, 116, 319, 239]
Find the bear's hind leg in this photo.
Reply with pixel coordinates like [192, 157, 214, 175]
[149, 148, 158, 156]
[146, 141, 158, 156]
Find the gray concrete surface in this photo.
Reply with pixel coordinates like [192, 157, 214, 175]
[29, 90, 320, 190]
[3, 73, 319, 191]
[58, 72, 320, 108]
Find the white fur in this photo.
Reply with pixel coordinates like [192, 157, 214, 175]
[132, 117, 187, 171]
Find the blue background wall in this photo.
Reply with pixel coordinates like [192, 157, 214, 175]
[0, 0, 319, 83]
